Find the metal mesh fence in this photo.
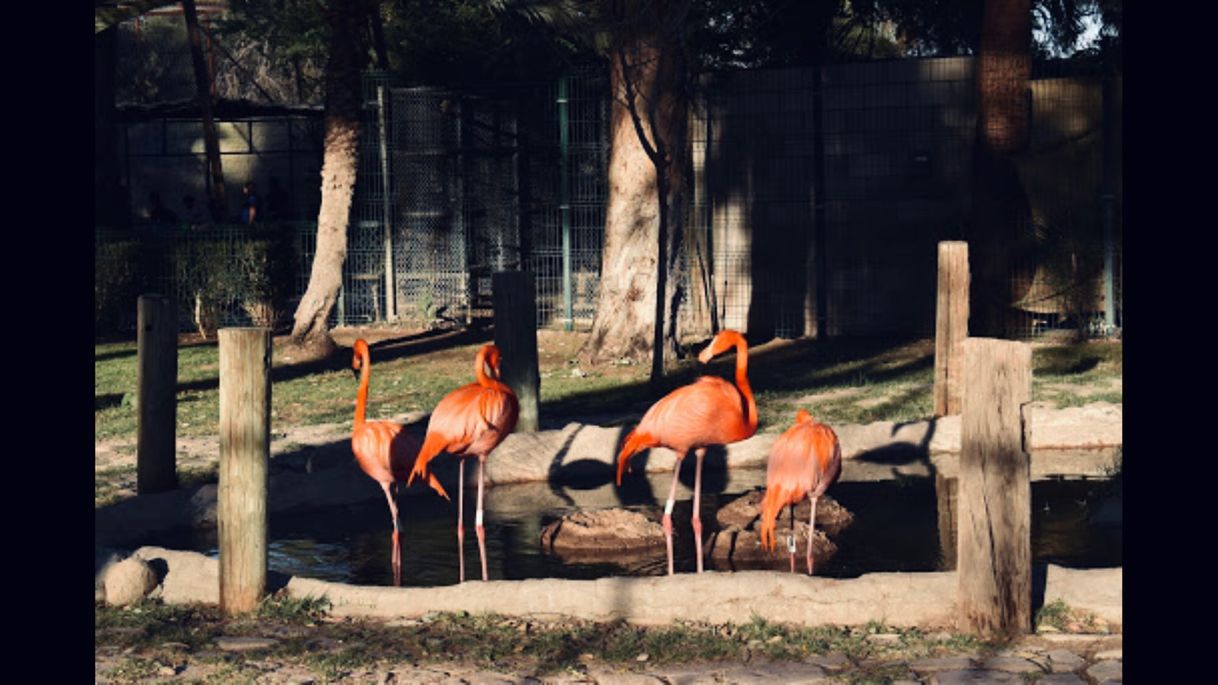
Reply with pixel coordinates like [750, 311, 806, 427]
[100, 59, 1120, 342]
[684, 57, 1120, 340]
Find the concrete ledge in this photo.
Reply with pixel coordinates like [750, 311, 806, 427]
[130, 546, 1121, 630]
[484, 402, 1122, 486]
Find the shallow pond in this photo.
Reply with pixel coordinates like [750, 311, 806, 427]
[146, 468, 1121, 587]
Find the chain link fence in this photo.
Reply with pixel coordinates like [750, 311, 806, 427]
[99, 58, 1120, 342]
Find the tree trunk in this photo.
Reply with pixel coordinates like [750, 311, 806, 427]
[95, 26, 122, 227]
[579, 0, 689, 374]
[182, 0, 227, 222]
[968, 0, 1033, 338]
[289, 0, 366, 357]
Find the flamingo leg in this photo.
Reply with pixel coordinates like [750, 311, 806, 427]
[476, 457, 488, 581]
[788, 503, 797, 574]
[692, 448, 706, 573]
[457, 457, 466, 583]
[807, 496, 819, 575]
[380, 482, 402, 587]
[662, 456, 683, 576]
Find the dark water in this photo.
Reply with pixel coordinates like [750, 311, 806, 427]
[144, 474, 1120, 587]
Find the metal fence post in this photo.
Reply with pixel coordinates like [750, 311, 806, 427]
[558, 75, 573, 332]
[377, 84, 396, 322]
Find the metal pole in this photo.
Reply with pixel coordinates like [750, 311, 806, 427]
[558, 76, 573, 332]
[1101, 72, 1118, 332]
[377, 84, 396, 321]
[811, 65, 829, 338]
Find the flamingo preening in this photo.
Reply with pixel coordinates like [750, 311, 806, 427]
[615, 329, 757, 575]
[350, 338, 442, 586]
[408, 344, 519, 582]
[758, 409, 842, 575]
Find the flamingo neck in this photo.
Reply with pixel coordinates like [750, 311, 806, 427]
[474, 346, 495, 388]
[355, 351, 370, 429]
[730, 336, 757, 432]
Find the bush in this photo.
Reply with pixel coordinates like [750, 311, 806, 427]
[235, 224, 297, 331]
[95, 240, 142, 336]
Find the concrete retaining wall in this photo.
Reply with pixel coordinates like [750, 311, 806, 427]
[131, 546, 1121, 628]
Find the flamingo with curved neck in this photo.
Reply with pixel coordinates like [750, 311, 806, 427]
[615, 329, 758, 574]
[408, 343, 519, 582]
[349, 338, 437, 586]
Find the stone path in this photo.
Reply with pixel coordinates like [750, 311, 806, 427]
[95, 634, 1123, 684]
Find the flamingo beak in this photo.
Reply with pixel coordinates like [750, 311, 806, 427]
[350, 366, 360, 382]
[697, 344, 714, 364]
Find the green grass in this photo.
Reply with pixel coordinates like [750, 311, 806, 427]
[94, 333, 1121, 445]
[1034, 599, 1071, 632]
[94, 602, 997, 679]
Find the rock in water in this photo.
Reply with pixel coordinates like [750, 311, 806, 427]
[707, 490, 853, 571]
[539, 509, 666, 564]
[714, 489, 854, 535]
[104, 556, 159, 606]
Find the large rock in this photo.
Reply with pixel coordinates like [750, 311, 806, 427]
[706, 491, 852, 570]
[539, 509, 666, 564]
[103, 556, 159, 606]
[714, 490, 853, 535]
[707, 524, 837, 569]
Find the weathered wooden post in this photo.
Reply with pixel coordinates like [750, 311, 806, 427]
[218, 327, 271, 614]
[957, 337, 1032, 637]
[934, 241, 969, 417]
[493, 271, 540, 432]
[137, 294, 179, 494]
[935, 472, 958, 571]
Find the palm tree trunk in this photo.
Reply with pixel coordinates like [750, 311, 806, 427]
[289, 0, 366, 356]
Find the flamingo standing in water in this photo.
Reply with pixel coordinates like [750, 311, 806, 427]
[408, 344, 519, 582]
[350, 338, 443, 586]
[758, 409, 842, 575]
[616, 329, 757, 575]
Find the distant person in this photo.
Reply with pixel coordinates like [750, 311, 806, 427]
[265, 176, 292, 221]
[240, 181, 258, 224]
[147, 191, 177, 224]
[181, 194, 208, 226]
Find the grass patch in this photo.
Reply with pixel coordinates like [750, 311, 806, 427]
[95, 333, 1121, 445]
[256, 592, 331, 624]
[96, 603, 1002, 679]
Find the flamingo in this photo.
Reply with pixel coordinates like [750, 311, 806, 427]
[350, 338, 443, 586]
[758, 409, 842, 575]
[616, 329, 757, 575]
[407, 344, 519, 582]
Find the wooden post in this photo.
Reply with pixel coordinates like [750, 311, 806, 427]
[218, 328, 271, 615]
[957, 337, 1032, 637]
[934, 241, 969, 417]
[137, 294, 178, 494]
[493, 271, 540, 433]
[935, 472, 958, 571]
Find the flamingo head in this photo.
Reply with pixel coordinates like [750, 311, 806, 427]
[698, 329, 742, 364]
[352, 338, 370, 380]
